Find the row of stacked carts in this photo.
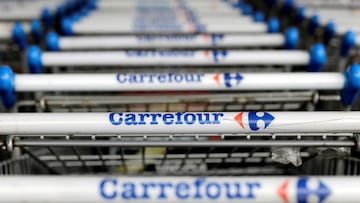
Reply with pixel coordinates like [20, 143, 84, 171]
[0, 0, 360, 202]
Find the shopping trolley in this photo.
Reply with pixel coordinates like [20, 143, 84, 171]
[25, 43, 326, 73]
[59, 0, 279, 35]
[45, 27, 298, 51]
[2, 62, 359, 114]
[0, 111, 359, 176]
[0, 176, 357, 202]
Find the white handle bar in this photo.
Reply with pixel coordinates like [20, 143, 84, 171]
[0, 176, 354, 203]
[1, 112, 360, 134]
[26, 45, 326, 73]
[14, 73, 344, 91]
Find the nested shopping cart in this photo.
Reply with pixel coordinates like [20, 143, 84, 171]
[0, 176, 359, 202]
[25, 42, 326, 74]
[0, 111, 360, 178]
[252, 0, 360, 71]
[60, 0, 278, 35]
[1, 61, 359, 113]
[44, 27, 298, 51]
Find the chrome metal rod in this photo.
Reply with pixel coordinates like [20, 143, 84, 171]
[15, 140, 356, 147]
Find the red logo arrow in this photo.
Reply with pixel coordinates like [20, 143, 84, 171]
[234, 112, 245, 129]
[203, 34, 210, 43]
[278, 180, 289, 203]
[204, 50, 210, 59]
[213, 73, 220, 86]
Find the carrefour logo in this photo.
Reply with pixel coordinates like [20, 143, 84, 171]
[234, 112, 275, 131]
[204, 50, 227, 63]
[109, 112, 275, 131]
[278, 178, 331, 203]
[99, 178, 261, 200]
[116, 73, 204, 84]
[125, 50, 195, 57]
[109, 112, 224, 126]
[136, 35, 196, 42]
[213, 73, 243, 88]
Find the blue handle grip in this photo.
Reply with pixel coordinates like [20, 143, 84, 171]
[324, 21, 336, 45]
[284, 27, 299, 50]
[31, 20, 42, 43]
[12, 22, 27, 50]
[340, 31, 356, 57]
[341, 64, 360, 106]
[0, 66, 15, 109]
[46, 31, 60, 51]
[308, 43, 326, 72]
[27, 46, 43, 74]
[253, 11, 264, 23]
[267, 17, 280, 33]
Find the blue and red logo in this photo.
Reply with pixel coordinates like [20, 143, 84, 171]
[213, 73, 243, 88]
[234, 112, 275, 131]
[278, 178, 331, 203]
[204, 50, 228, 63]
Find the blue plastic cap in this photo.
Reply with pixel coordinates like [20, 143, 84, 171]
[12, 22, 27, 50]
[87, 0, 97, 10]
[253, 11, 264, 23]
[30, 20, 42, 43]
[284, 27, 299, 49]
[308, 14, 320, 34]
[41, 7, 53, 27]
[341, 64, 360, 106]
[267, 17, 280, 33]
[46, 31, 60, 51]
[27, 46, 43, 74]
[61, 18, 73, 36]
[80, 7, 89, 17]
[242, 4, 253, 16]
[65, 0, 76, 14]
[0, 66, 16, 109]
[340, 31, 356, 57]
[295, 6, 306, 23]
[308, 43, 327, 72]
[70, 13, 81, 22]
[324, 21, 336, 45]
[234, 0, 244, 8]
[282, 0, 294, 13]
[56, 5, 66, 20]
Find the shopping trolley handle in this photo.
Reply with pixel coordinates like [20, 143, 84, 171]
[1, 63, 360, 109]
[45, 26, 297, 51]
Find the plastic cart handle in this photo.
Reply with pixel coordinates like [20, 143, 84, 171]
[1, 64, 360, 109]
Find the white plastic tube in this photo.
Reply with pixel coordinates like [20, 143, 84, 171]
[0, 112, 360, 134]
[0, 176, 356, 203]
[71, 22, 267, 34]
[15, 73, 344, 91]
[41, 50, 309, 66]
[57, 34, 285, 50]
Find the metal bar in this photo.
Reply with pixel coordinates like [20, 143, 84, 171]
[15, 140, 355, 147]
[20, 147, 59, 175]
